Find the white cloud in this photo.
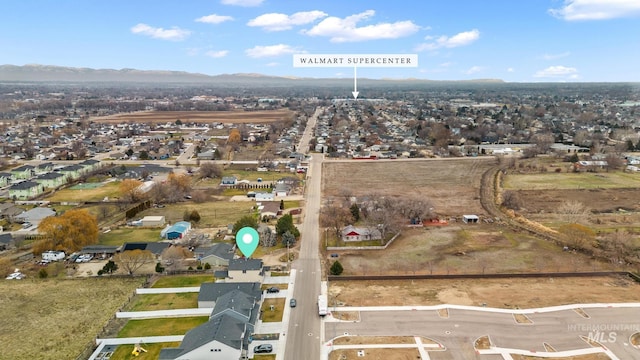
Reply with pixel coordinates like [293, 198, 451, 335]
[534, 65, 579, 78]
[248, 11, 327, 31]
[266, 62, 279, 67]
[195, 14, 234, 24]
[302, 10, 419, 42]
[131, 23, 191, 41]
[465, 66, 484, 75]
[541, 51, 571, 60]
[415, 29, 480, 51]
[221, 0, 264, 7]
[507, 67, 515, 73]
[549, 0, 640, 21]
[206, 50, 229, 58]
[245, 44, 300, 58]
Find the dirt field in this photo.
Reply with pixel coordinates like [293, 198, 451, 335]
[329, 276, 639, 308]
[329, 225, 618, 277]
[322, 158, 494, 216]
[516, 188, 640, 214]
[90, 110, 293, 124]
[329, 348, 420, 360]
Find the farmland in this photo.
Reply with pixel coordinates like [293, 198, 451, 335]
[322, 158, 495, 216]
[90, 109, 294, 124]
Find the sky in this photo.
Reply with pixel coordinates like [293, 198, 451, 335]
[1, 0, 639, 82]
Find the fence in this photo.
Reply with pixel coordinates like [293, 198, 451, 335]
[328, 271, 639, 282]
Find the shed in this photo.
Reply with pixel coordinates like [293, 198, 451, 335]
[161, 221, 192, 240]
[141, 215, 166, 227]
[462, 215, 479, 224]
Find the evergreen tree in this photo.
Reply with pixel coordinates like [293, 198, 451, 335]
[330, 260, 344, 275]
[350, 203, 360, 222]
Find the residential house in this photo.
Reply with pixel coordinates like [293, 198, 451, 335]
[258, 201, 281, 220]
[341, 225, 382, 242]
[159, 287, 260, 360]
[196, 243, 235, 267]
[34, 162, 55, 175]
[15, 207, 56, 226]
[225, 258, 264, 283]
[78, 159, 101, 173]
[56, 164, 84, 181]
[10, 165, 35, 180]
[0, 172, 12, 187]
[8, 181, 44, 200]
[121, 242, 171, 258]
[0, 233, 13, 250]
[274, 183, 290, 197]
[79, 245, 119, 259]
[0, 203, 23, 222]
[34, 172, 66, 189]
[254, 192, 275, 201]
[197, 282, 262, 308]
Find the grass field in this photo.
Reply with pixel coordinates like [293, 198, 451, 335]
[139, 200, 254, 228]
[503, 171, 640, 190]
[108, 342, 181, 360]
[45, 181, 122, 202]
[99, 228, 163, 246]
[91, 109, 294, 124]
[126, 293, 199, 311]
[323, 158, 494, 216]
[118, 317, 208, 337]
[0, 277, 143, 360]
[260, 298, 285, 322]
[151, 274, 214, 288]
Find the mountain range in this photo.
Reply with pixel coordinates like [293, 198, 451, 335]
[0, 64, 504, 85]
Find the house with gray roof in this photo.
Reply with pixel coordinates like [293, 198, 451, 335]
[226, 258, 264, 283]
[56, 164, 84, 180]
[197, 282, 262, 308]
[10, 164, 35, 180]
[15, 207, 56, 225]
[0, 172, 13, 187]
[0, 233, 14, 250]
[160, 287, 260, 360]
[195, 243, 235, 267]
[35, 162, 55, 174]
[8, 181, 44, 200]
[34, 172, 66, 189]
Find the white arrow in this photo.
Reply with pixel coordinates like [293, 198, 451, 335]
[352, 66, 359, 100]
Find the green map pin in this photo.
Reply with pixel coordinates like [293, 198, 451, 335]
[236, 227, 260, 258]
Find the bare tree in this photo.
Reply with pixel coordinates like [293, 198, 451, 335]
[604, 153, 625, 172]
[558, 200, 590, 224]
[199, 162, 223, 179]
[161, 246, 193, 272]
[115, 250, 155, 275]
[501, 190, 523, 210]
[319, 200, 354, 240]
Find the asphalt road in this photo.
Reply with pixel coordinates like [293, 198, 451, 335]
[328, 307, 640, 359]
[284, 108, 323, 360]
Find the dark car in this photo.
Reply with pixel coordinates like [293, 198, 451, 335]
[266, 287, 280, 293]
[290, 298, 297, 307]
[254, 344, 273, 353]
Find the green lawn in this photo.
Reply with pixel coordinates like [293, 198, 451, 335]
[108, 341, 182, 360]
[99, 228, 162, 246]
[151, 274, 214, 288]
[260, 298, 285, 323]
[45, 181, 122, 202]
[503, 171, 640, 190]
[118, 317, 208, 337]
[126, 293, 199, 311]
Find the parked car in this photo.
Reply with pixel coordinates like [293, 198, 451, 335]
[266, 287, 280, 293]
[290, 298, 297, 307]
[253, 344, 273, 354]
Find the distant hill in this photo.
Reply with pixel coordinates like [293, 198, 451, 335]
[0, 64, 505, 85]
